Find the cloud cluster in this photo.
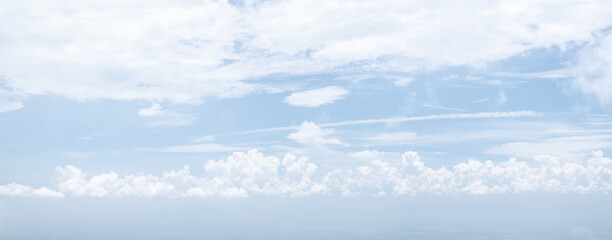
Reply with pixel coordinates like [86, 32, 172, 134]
[54, 149, 325, 198]
[1, 0, 612, 109]
[3, 149, 612, 198]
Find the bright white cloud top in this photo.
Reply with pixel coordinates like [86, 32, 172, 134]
[3, 0, 612, 238]
[3, 149, 612, 198]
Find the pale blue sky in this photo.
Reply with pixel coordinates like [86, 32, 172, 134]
[2, 0, 612, 239]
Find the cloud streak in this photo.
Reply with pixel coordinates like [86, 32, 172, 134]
[214, 111, 539, 137]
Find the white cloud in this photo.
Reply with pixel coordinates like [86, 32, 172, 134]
[287, 121, 346, 146]
[0, 84, 27, 113]
[219, 111, 539, 137]
[136, 103, 196, 127]
[323, 150, 612, 196]
[422, 104, 465, 112]
[4, 149, 612, 198]
[496, 89, 507, 105]
[54, 149, 326, 198]
[0, 183, 64, 198]
[284, 86, 348, 107]
[2, 1, 610, 108]
[572, 32, 612, 104]
[485, 135, 612, 160]
[138, 103, 163, 117]
[193, 135, 215, 142]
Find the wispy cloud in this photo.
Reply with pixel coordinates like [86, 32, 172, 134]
[214, 111, 540, 137]
[159, 143, 241, 153]
[422, 103, 465, 112]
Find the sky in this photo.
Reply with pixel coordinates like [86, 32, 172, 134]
[2, 0, 612, 239]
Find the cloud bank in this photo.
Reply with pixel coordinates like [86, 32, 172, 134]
[2, 0, 612, 109]
[2, 149, 612, 198]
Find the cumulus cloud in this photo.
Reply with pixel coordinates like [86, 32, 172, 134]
[0, 183, 64, 198]
[3, 149, 612, 198]
[287, 121, 346, 146]
[2, 0, 611, 108]
[54, 149, 326, 198]
[323, 150, 612, 196]
[284, 86, 348, 107]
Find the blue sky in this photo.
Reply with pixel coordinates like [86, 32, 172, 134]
[2, 0, 612, 238]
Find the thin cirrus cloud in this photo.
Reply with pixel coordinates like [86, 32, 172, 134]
[214, 111, 539, 137]
[1, 1, 612, 110]
[2, 149, 612, 198]
[284, 86, 348, 107]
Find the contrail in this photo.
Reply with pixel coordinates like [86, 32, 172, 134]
[213, 111, 539, 137]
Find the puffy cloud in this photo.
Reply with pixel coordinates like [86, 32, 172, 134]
[3, 149, 612, 198]
[0, 183, 64, 198]
[2, 0, 611, 108]
[323, 151, 612, 196]
[54, 149, 326, 198]
[288, 121, 346, 146]
[284, 86, 348, 107]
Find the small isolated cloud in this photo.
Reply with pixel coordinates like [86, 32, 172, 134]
[138, 103, 163, 117]
[288, 121, 346, 146]
[284, 86, 348, 107]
